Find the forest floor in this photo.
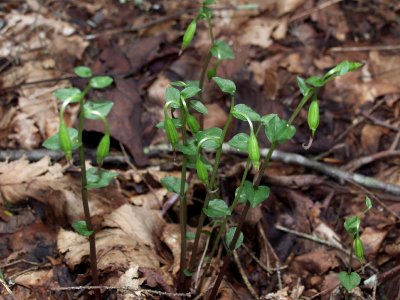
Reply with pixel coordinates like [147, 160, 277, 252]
[0, 0, 400, 299]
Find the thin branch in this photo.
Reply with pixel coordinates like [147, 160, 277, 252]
[51, 285, 192, 298]
[233, 250, 259, 299]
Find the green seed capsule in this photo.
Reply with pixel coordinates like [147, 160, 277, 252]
[354, 238, 364, 261]
[248, 131, 260, 170]
[59, 121, 72, 161]
[182, 20, 197, 50]
[165, 117, 179, 148]
[97, 134, 110, 166]
[196, 157, 208, 185]
[308, 100, 320, 137]
[187, 115, 200, 133]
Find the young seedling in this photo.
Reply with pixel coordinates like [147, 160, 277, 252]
[43, 66, 116, 299]
[339, 197, 372, 296]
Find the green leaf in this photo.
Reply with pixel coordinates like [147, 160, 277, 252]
[207, 66, 217, 81]
[160, 176, 187, 194]
[306, 76, 325, 88]
[250, 185, 270, 208]
[203, 199, 231, 218]
[156, 118, 183, 129]
[170, 81, 187, 87]
[183, 269, 194, 277]
[176, 140, 197, 156]
[53, 88, 82, 103]
[181, 86, 201, 100]
[296, 76, 310, 96]
[195, 127, 222, 149]
[42, 128, 80, 151]
[211, 40, 234, 60]
[263, 114, 296, 144]
[72, 220, 93, 237]
[365, 197, 372, 210]
[166, 87, 181, 108]
[325, 61, 363, 79]
[86, 167, 118, 189]
[212, 77, 236, 95]
[90, 76, 113, 89]
[203, 0, 216, 5]
[228, 133, 249, 152]
[232, 104, 261, 122]
[344, 216, 360, 235]
[339, 271, 361, 292]
[187, 80, 200, 88]
[225, 227, 244, 250]
[190, 100, 208, 115]
[235, 186, 247, 203]
[186, 232, 196, 240]
[83, 100, 114, 120]
[74, 66, 92, 78]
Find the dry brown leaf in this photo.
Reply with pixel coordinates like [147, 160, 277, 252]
[239, 18, 279, 48]
[13, 270, 54, 288]
[293, 249, 339, 275]
[161, 223, 181, 275]
[360, 227, 388, 258]
[204, 103, 228, 129]
[276, 0, 306, 16]
[360, 124, 388, 154]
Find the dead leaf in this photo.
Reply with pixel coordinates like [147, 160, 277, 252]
[240, 18, 279, 48]
[360, 227, 388, 258]
[292, 249, 339, 275]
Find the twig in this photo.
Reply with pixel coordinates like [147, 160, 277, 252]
[233, 250, 259, 299]
[329, 44, 400, 52]
[0, 277, 17, 300]
[276, 261, 283, 290]
[51, 285, 192, 298]
[290, 0, 343, 22]
[343, 150, 400, 172]
[361, 111, 399, 132]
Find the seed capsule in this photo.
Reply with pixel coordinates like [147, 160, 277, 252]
[182, 20, 197, 50]
[354, 238, 364, 261]
[59, 121, 72, 161]
[165, 117, 179, 148]
[97, 134, 110, 166]
[196, 157, 208, 185]
[308, 100, 320, 137]
[187, 115, 200, 133]
[248, 131, 260, 170]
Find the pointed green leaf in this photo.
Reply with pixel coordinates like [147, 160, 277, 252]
[86, 167, 118, 189]
[170, 81, 187, 87]
[225, 227, 244, 250]
[306, 76, 325, 87]
[235, 186, 247, 203]
[211, 40, 234, 60]
[228, 133, 249, 152]
[296, 76, 310, 96]
[365, 197, 372, 210]
[203, 199, 231, 218]
[195, 127, 222, 149]
[190, 100, 208, 115]
[160, 176, 187, 194]
[339, 271, 361, 292]
[53, 88, 82, 103]
[212, 77, 236, 95]
[249, 185, 270, 208]
[74, 66, 92, 78]
[72, 220, 93, 237]
[166, 87, 181, 108]
[176, 140, 197, 156]
[181, 86, 201, 100]
[84, 100, 114, 120]
[325, 61, 363, 79]
[156, 118, 183, 129]
[42, 128, 80, 151]
[263, 114, 296, 144]
[90, 76, 113, 89]
[232, 104, 261, 122]
[344, 216, 360, 235]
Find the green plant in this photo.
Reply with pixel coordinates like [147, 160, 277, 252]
[339, 197, 372, 296]
[161, 4, 363, 296]
[43, 66, 116, 299]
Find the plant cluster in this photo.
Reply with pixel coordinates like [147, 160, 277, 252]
[43, 66, 116, 300]
[339, 197, 372, 295]
[159, 1, 363, 298]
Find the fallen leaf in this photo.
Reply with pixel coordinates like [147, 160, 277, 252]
[360, 227, 388, 258]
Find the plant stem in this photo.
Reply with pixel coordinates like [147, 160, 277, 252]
[348, 238, 354, 274]
[208, 143, 277, 300]
[78, 85, 100, 300]
[178, 104, 189, 289]
[198, 16, 215, 129]
[185, 96, 235, 287]
[287, 90, 314, 126]
[197, 158, 251, 292]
